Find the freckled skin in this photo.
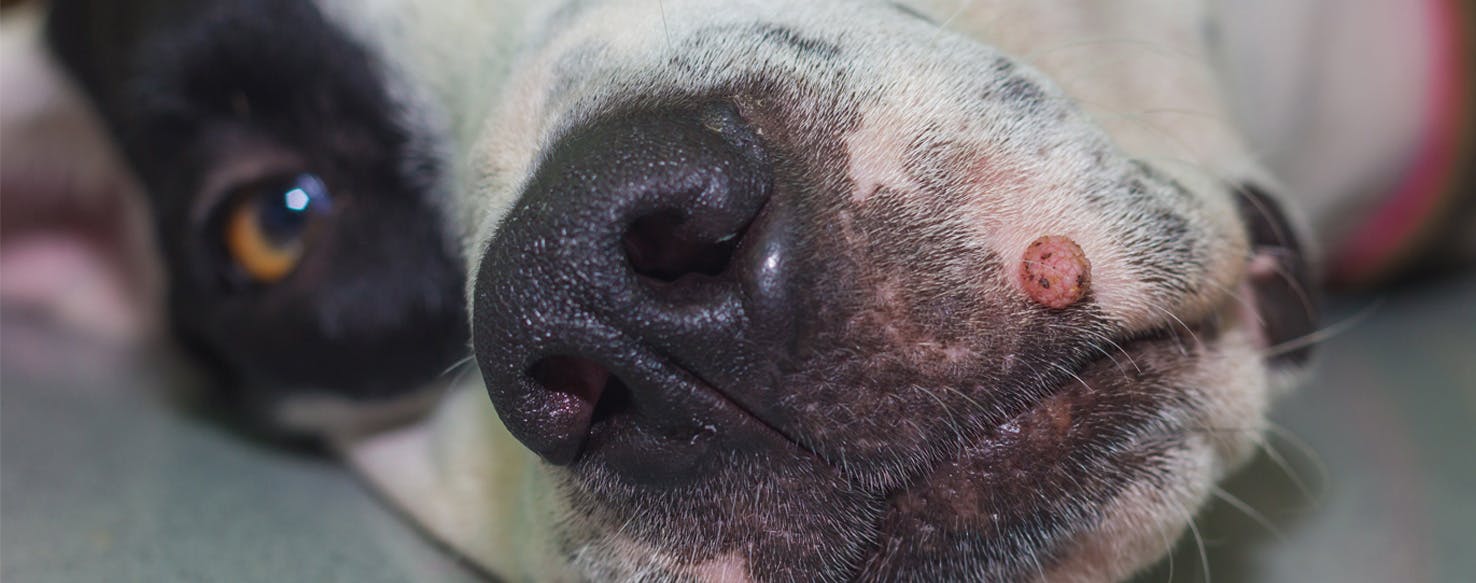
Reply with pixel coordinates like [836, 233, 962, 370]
[1020, 235, 1091, 309]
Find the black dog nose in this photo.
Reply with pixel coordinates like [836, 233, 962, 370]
[472, 104, 782, 469]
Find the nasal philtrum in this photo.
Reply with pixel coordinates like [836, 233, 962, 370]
[1020, 235, 1091, 309]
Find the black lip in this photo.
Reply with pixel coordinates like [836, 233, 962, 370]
[569, 335, 820, 471]
[660, 349, 820, 457]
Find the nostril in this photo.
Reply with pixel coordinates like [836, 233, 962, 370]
[622, 211, 745, 283]
[525, 355, 637, 452]
[590, 375, 633, 426]
[528, 355, 610, 409]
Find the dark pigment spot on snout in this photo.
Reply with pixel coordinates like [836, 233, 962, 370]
[751, 23, 842, 60]
[981, 58, 1049, 113]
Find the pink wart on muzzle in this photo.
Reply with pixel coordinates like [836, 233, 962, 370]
[1019, 235, 1091, 309]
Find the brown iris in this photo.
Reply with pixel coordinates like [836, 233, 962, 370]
[220, 173, 332, 284]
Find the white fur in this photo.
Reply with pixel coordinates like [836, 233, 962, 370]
[5, 0, 1390, 579]
[322, 0, 1278, 579]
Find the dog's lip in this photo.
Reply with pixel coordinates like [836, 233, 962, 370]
[658, 306, 1219, 476]
[958, 315, 1215, 445]
[675, 361, 819, 456]
[552, 304, 1228, 575]
[847, 310, 1226, 578]
[666, 350, 831, 461]
[560, 297, 1224, 489]
[884, 306, 1228, 494]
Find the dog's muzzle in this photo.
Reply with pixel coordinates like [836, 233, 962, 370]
[473, 103, 801, 477]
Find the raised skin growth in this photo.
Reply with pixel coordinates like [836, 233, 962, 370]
[1020, 235, 1091, 309]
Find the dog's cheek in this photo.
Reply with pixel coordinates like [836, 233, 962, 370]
[1046, 329, 1270, 581]
[853, 319, 1268, 581]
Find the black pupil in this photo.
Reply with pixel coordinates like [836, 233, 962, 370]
[252, 174, 327, 246]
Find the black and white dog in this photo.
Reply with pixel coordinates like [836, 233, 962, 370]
[6, 0, 1469, 580]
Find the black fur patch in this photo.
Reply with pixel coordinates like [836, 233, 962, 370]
[46, 0, 467, 422]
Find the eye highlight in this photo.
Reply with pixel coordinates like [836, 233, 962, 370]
[221, 173, 333, 284]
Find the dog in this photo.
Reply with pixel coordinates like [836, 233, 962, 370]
[6, 0, 1471, 580]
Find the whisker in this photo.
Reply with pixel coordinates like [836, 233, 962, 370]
[1132, 154, 1260, 191]
[1261, 422, 1329, 496]
[930, 0, 975, 42]
[911, 384, 967, 444]
[1172, 258, 1263, 323]
[656, 0, 671, 51]
[1075, 326, 1143, 376]
[1049, 361, 1095, 393]
[1183, 425, 1262, 435]
[1099, 334, 1144, 375]
[1186, 424, 1321, 507]
[439, 354, 475, 378]
[1087, 110, 1215, 173]
[1146, 302, 1201, 355]
[1233, 168, 1301, 248]
[1086, 336, 1129, 377]
[1264, 259, 1321, 332]
[446, 360, 479, 389]
[1210, 486, 1286, 542]
[1179, 422, 1332, 525]
[1157, 510, 1177, 583]
[935, 384, 993, 419]
[1265, 298, 1382, 357]
[1025, 541, 1049, 582]
[1186, 512, 1211, 583]
[1258, 436, 1319, 505]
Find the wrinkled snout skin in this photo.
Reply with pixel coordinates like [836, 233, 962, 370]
[327, 0, 1310, 580]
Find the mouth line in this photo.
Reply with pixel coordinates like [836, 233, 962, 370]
[1002, 311, 1220, 427]
[1011, 318, 1202, 418]
[857, 310, 1224, 495]
[566, 300, 1222, 481]
[547, 333, 826, 466]
[671, 309, 1219, 477]
[659, 353, 828, 462]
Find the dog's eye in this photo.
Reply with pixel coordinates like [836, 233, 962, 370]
[221, 173, 333, 284]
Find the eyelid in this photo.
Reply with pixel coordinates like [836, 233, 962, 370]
[188, 135, 307, 234]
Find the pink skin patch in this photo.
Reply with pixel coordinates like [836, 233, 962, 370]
[1019, 235, 1091, 309]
